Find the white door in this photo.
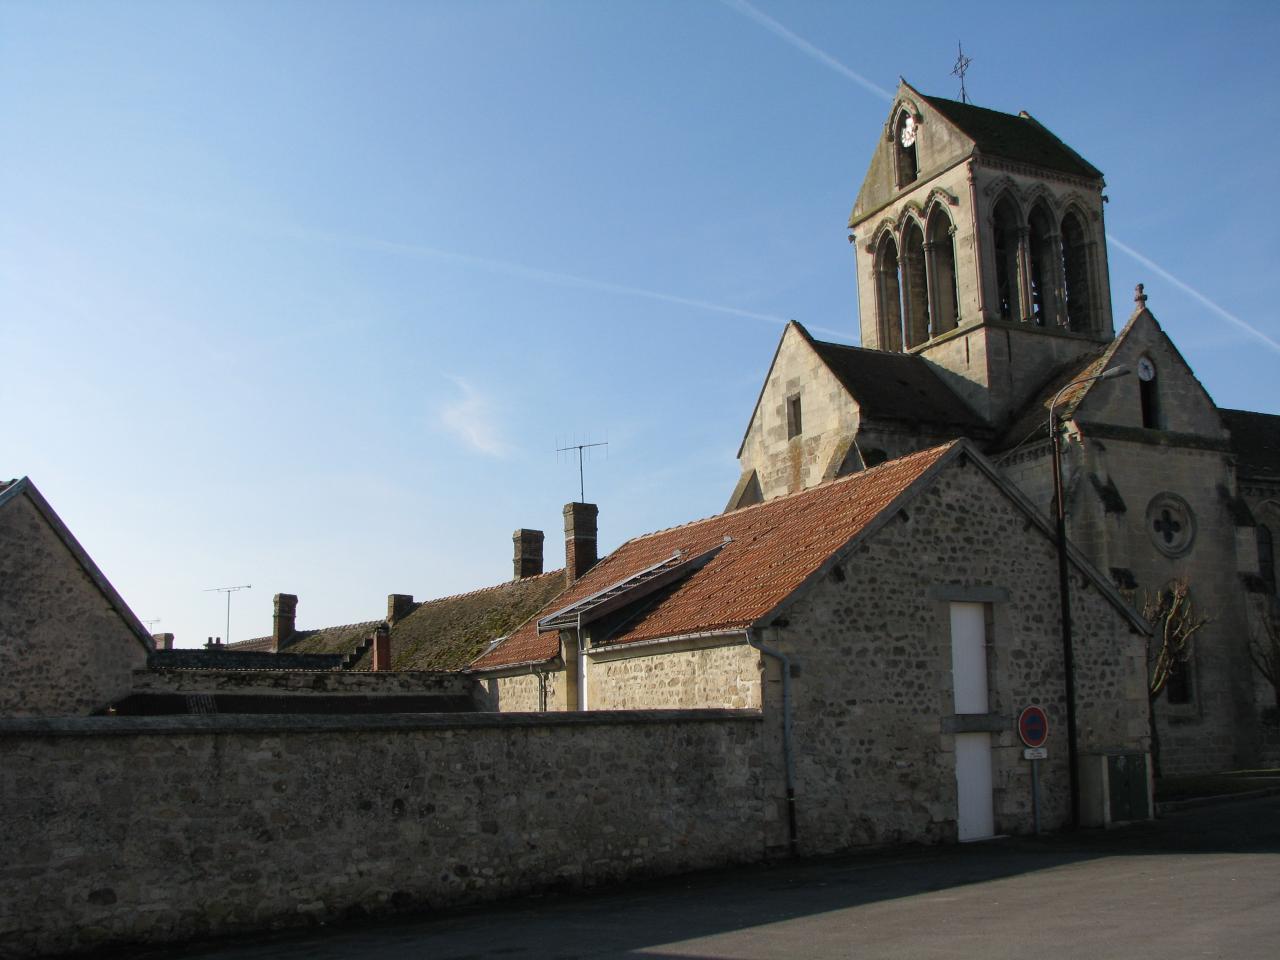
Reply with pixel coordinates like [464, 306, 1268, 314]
[955, 732, 995, 840]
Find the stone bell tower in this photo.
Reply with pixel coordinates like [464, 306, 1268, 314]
[849, 80, 1115, 427]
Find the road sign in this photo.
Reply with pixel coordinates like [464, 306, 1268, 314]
[1018, 705, 1049, 748]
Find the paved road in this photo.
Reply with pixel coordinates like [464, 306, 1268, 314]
[153, 795, 1280, 960]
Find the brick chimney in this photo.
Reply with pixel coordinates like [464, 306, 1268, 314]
[152, 633, 175, 651]
[513, 528, 545, 580]
[371, 623, 391, 671]
[272, 593, 298, 651]
[564, 502, 598, 584]
[386, 594, 415, 625]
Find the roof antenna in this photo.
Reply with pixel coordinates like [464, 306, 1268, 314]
[204, 584, 251, 646]
[556, 434, 608, 503]
[952, 41, 973, 104]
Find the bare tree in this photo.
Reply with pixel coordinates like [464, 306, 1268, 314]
[1248, 603, 1280, 715]
[1142, 578, 1210, 777]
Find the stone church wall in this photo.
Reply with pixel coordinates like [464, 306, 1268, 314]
[0, 494, 147, 718]
[756, 457, 1148, 854]
[0, 710, 763, 959]
[738, 325, 861, 501]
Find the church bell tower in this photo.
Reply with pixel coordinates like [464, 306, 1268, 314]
[849, 81, 1115, 426]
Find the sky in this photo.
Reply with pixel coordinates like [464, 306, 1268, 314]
[3, 1, 1279, 647]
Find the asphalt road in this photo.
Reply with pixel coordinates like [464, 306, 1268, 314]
[149, 794, 1280, 960]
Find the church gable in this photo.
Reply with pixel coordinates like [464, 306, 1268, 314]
[1072, 300, 1227, 441]
[733, 321, 862, 504]
[850, 81, 977, 226]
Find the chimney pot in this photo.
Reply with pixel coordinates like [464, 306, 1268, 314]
[512, 528, 545, 580]
[387, 594, 415, 625]
[563, 503, 599, 583]
[371, 622, 392, 671]
[273, 593, 298, 651]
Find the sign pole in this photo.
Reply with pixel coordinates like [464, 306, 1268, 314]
[1031, 759, 1041, 834]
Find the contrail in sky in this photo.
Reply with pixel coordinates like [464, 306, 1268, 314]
[265, 221, 854, 336]
[717, 0, 894, 101]
[722, 1, 1269, 352]
[1107, 235, 1280, 355]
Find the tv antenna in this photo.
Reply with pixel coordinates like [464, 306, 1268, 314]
[204, 584, 251, 646]
[141, 618, 161, 631]
[952, 42, 973, 104]
[556, 437, 608, 503]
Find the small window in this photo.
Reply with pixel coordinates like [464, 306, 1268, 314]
[1166, 656, 1193, 704]
[1260, 525, 1276, 594]
[1138, 356, 1160, 428]
[786, 395, 803, 439]
[894, 111, 919, 189]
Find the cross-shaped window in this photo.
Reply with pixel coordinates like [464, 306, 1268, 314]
[1153, 509, 1182, 545]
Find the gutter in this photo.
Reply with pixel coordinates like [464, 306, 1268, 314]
[745, 627, 797, 857]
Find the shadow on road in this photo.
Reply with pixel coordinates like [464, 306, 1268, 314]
[133, 795, 1280, 960]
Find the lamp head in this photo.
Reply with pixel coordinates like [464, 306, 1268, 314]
[1097, 365, 1131, 381]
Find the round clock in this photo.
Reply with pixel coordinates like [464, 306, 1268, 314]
[900, 115, 917, 148]
[1137, 357, 1156, 382]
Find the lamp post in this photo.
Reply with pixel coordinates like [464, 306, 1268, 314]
[1049, 364, 1129, 829]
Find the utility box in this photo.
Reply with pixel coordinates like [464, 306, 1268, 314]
[1080, 752, 1152, 827]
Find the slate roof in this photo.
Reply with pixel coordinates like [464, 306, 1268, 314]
[805, 333, 987, 430]
[379, 570, 568, 671]
[994, 345, 1113, 451]
[472, 444, 955, 669]
[1222, 409, 1280, 480]
[227, 571, 568, 672]
[920, 93, 1103, 181]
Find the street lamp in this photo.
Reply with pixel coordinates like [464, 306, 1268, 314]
[1049, 364, 1130, 829]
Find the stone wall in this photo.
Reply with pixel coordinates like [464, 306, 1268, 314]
[132, 668, 475, 698]
[0, 710, 763, 959]
[588, 639, 762, 711]
[0, 494, 148, 718]
[756, 456, 1148, 854]
[475, 669, 565, 712]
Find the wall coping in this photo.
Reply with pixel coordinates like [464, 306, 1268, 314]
[0, 709, 762, 738]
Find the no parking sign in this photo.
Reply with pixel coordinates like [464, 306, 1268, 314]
[1018, 705, 1049, 749]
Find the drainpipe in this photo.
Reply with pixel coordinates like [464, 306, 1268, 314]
[746, 628, 797, 856]
[576, 613, 588, 712]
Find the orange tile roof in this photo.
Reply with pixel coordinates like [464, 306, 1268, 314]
[471, 442, 955, 670]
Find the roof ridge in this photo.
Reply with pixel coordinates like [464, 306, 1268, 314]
[297, 619, 382, 634]
[630, 442, 960, 543]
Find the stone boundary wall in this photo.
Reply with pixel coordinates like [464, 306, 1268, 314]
[0, 710, 764, 959]
[131, 668, 475, 697]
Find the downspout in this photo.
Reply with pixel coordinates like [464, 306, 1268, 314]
[745, 627, 797, 857]
[576, 613, 588, 712]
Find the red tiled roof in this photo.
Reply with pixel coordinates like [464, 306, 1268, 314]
[471, 443, 955, 670]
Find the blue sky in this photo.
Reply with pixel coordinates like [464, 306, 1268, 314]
[3, 1, 1278, 646]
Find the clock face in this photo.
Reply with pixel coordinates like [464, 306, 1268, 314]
[1138, 357, 1156, 382]
[900, 115, 917, 148]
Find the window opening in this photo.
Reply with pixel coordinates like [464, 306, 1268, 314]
[894, 111, 919, 189]
[786, 394, 803, 439]
[927, 208, 959, 335]
[875, 235, 904, 352]
[1260, 524, 1276, 594]
[1166, 655, 1193, 704]
[1060, 211, 1092, 333]
[992, 197, 1021, 321]
[1138, 357, 1160, 428]
[902, 221, 930, 348]
[1027, 205, 1059, 327]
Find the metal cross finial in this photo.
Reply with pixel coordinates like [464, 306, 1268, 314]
[952, 42, 973, 104]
